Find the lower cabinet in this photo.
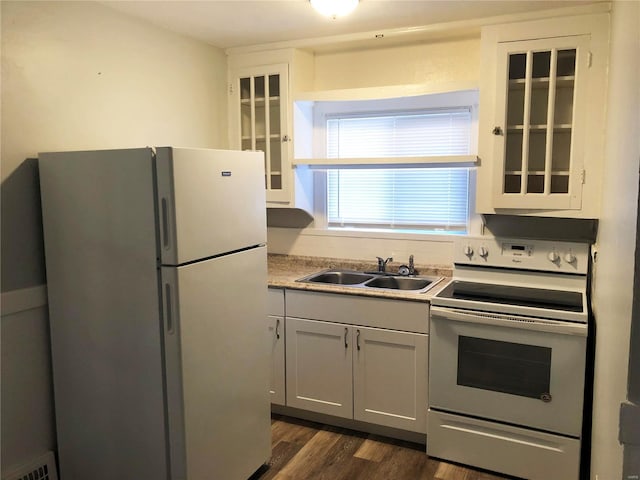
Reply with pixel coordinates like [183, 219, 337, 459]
[285, 316, 428, 433]
[354, 326, 428, 433]
[285, 318, 354, 418]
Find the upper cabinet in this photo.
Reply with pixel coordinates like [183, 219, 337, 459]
[228, 49, 314, 207]
[494, 36, 588, 209]
[476, 13, 610, 218]
[230, 64, 289, 202]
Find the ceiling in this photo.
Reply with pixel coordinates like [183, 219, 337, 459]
[103, 0, 598, 51]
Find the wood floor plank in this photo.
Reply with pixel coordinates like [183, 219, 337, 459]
[270, 415, 319, 446]
[435, 461, 479, 480]
[354, 437, 399, 462]
[276, 429, 342, 479]
[364, 440, 437, 480]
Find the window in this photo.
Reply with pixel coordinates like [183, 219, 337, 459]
[327, 168, 469, 232]
[324, 108, 473, 234]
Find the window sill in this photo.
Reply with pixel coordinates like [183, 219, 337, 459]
[276, 226, 466, 242]
[293, 155, 478, 169]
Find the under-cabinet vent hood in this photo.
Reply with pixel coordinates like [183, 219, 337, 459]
[267, 207, 314, 228]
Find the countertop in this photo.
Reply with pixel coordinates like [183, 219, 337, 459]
[267, 254, 452, 303]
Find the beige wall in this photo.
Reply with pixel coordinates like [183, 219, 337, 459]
[313, 36, 480, 91]
[590, 1, 640, 478]
[0, 1, 227, 472]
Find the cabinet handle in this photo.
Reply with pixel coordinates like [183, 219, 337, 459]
[492, 126, 503, 136]
[344, 327, 348, 349]
[356, 329, 361, 351]
[276, 318, 280, 339]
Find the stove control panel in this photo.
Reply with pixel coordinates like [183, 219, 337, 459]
[455, 236, 589, 274]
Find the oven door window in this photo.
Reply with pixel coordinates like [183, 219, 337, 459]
[457, 336, 551, 400]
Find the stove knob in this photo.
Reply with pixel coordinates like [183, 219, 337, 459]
[547, 251, 560, 263]
[564, 252, 576, 264]
[464, 245, 474, 257]
[479, 247, 489, 258]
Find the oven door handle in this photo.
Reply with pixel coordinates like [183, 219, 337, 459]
[430, 306, 588, 336]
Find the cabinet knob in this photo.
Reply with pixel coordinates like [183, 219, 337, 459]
[282, 135, 290, 142]
[492, 126, 503, 136]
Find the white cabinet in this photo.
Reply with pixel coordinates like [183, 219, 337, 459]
[228, 49, 314, 207]
[267, 288, 286, 406]
[476, 13, 609, 217]
[285, 317, 353, 418]
[492, 36, 589, 210]
[284, 290, 428, 433]
[354, 326, 428, 433]
[230, 64, 290, 203]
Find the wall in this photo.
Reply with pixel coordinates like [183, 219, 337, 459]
[313, 36, 480, 91]
[590, 1, 640, 478]
[267, 36, 482, 266]
[0, 1, 228, 473]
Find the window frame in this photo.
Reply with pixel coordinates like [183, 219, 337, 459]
[310, 91, 479, 236]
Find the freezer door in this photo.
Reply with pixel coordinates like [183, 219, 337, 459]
[155, 147, 267, 265]
[161, 246, 271, 480]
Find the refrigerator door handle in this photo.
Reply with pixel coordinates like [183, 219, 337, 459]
[161, 197, 171, 251]
[165, 283, 174, 335]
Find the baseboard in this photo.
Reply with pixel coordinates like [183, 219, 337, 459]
[1, 285, 48, 317]
[271, 404, 426, 445]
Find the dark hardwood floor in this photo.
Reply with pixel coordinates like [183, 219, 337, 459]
[249, 415, 514, 480]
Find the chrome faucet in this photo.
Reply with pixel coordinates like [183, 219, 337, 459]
[376, 256, 393, 273]
[408, 255, 415, 275]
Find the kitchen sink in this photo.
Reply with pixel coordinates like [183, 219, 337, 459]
[297, 269, 442, 293]
[364, 276, 433, 291]
[301, 271, 375, 285]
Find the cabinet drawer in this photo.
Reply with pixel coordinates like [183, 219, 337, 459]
[427, 410, 580, 480]
[268, 287, 285, 316]
[286, 290, 428, 334]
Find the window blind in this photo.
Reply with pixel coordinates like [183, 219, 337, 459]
[326, 109, 471, 233]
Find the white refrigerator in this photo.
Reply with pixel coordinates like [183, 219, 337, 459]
[39, 147, 271, 480]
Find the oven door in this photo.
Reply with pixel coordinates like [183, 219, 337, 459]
[429, 306, 587, 437]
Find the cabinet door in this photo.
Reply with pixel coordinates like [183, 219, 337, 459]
[267, 315, 286, 406]
[231, 64, 290, 203]
[285, 317, 353, 419]
[353, 327, 428, 433]
[492, 36, 589, 210]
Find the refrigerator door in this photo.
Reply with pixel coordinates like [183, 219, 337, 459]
[161, 246, 271, 480]
[156, 147, 267, 265]
[39, 148, 169, 479]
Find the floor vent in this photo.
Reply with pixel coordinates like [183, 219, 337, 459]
[3, 451, 58, 480]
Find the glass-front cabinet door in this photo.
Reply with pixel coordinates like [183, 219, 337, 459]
[492, 36, 589, 210]
[232, 64, 290, 203]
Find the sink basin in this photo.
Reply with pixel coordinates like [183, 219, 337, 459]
[300, 271, 374, 285]
[364, 276, 433, 291]
[297, 269, 442, 293]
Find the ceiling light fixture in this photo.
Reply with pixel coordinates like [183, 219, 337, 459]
[310, 0, 359, 19]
